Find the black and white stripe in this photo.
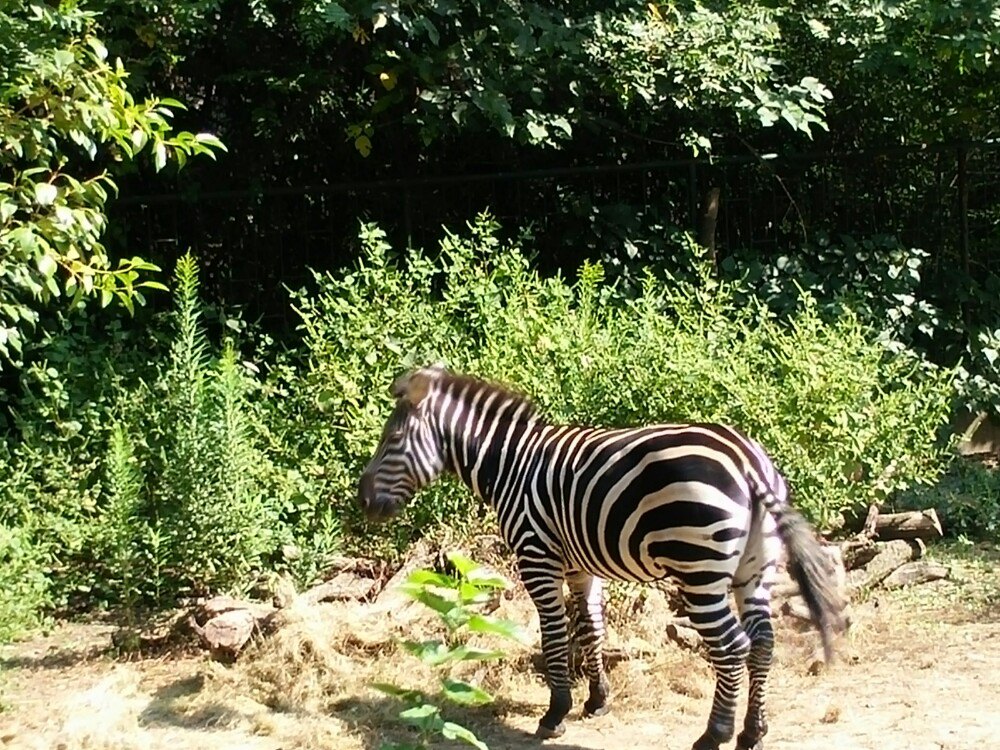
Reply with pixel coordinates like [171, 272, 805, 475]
[359, 366, 846, 750]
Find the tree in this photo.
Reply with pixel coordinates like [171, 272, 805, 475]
[0, 0, 224, 365]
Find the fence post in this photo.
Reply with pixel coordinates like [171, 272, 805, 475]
[957, 145, 971, 328]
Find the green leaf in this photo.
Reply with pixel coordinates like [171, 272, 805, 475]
[466, 613, 530, 644]
[440, 678, 493, 706]
[154, 142, 167, 171]
[550, 116, 573, 137]
[464, 568, 508, 590]
[36, 255, 57, 278]
[372, 682, 422, 703]
[406, 569, 456, 589]
[445, 552, 478, 578]
[53, 49, 74, 70]
[398, 583, 458, 616]
[194, 133, 227, 150]
[441, 721, 489, 750]
[86, 37, 108, 60]
[444, 643, 506, 663]
[526, 121, 548, 142]
[321, 2, 353, 30]
[0, 200, 16, 223]
[401, 639, 452, 665]
[34, 183, 57, 206]
[400, 640, 503, 666]
[399, 703, 444, 732]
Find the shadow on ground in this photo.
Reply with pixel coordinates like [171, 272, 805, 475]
[330, 694, 600, 750]
[0, 644, 108, 671]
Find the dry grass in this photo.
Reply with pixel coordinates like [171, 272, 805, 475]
[4, 542, 1000, 750]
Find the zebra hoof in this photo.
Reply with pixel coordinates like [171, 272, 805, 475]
[691, 733, 721, 750]
[736, 728, 764, 749]
[583, 700, 610, 718]
[535, 721, 566, 740]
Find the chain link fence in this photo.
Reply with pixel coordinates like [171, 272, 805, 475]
[107, 141, 1000, 331]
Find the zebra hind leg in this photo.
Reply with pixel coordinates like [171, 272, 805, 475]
[683, 589, 751, 750]
[566, 572, 611, 717]
[733, 512, 781, 750]
[520, 565, 573, 739]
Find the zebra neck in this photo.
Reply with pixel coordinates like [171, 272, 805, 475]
[441, 407, 542, 509]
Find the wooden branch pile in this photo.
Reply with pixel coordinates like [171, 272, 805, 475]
[185, 555, 391, 661]
[777, 506, 950, 626]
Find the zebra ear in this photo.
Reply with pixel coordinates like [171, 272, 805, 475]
[391, 370, 432, 405]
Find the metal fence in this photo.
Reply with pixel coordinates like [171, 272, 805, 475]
[106, 141, 1000, 329]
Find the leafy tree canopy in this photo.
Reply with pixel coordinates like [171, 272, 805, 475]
[0, 0, 223, 365]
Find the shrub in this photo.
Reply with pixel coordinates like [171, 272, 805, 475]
[0, 520, 51, 642]
[373, 552, 527, 750]
[280, 216, 955, 544]
[99, 253, 287, 603]
[0, 253, 295, 633]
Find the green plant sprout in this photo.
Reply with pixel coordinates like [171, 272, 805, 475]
[373, 552, 529, 750]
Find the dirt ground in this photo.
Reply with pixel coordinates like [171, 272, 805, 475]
[2, 544, 998, 750]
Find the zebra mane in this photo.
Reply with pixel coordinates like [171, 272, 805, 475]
[436, 371, 542, 425]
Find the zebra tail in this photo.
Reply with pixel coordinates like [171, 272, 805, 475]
[772, 506, 847, 662]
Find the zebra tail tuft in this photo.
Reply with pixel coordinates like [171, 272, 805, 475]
[776, 509, 848, 663]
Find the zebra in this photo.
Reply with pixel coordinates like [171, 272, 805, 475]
[357, 365, 846, 750]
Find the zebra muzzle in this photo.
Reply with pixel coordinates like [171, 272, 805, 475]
[357, 473, 397, 521]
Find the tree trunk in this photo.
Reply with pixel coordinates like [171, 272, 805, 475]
[697, 186, 721, 272]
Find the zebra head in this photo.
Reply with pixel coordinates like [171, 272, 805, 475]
[357, 366, 447, 521]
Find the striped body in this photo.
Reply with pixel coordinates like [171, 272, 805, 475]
[359, 367, 845, 750]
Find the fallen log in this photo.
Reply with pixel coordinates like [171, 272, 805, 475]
[193, 595, 275, 624]
[297, 571, 379, 605]
[861, 504, 880, 538]
[881, 561, 951, 590]
[188, 608, 257, 662]
[873, 509, 943, 542]
[841, 537, 880, 571]
[846, 539, 920, 592]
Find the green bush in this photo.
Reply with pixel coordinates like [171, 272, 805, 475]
[0, 520, 51, 642]
[0, 216, 962, 641]
[0, 253, 295, 630]
[279, 215, 955, 543]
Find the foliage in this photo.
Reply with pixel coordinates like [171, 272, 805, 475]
[100, 252, 285, 602]
[89, 0, 837, 181]
[0, 0, 223, 365]
[784, 0, 1000, 146]
[0, 253, 294, 626]
[721, 233, 1000, 415]
[373, 552, 527, 750]
[0, 520, 51, 642]
[99, 421, 144, 625]
[589, 1, 831, 152]
[283, 217, 954, 539]
[898, 458, 1000, 543]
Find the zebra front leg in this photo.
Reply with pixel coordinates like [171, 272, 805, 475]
[566, 571, 611, 717]
[683, 590, 751, 750]
[520, 563, 573, 739]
